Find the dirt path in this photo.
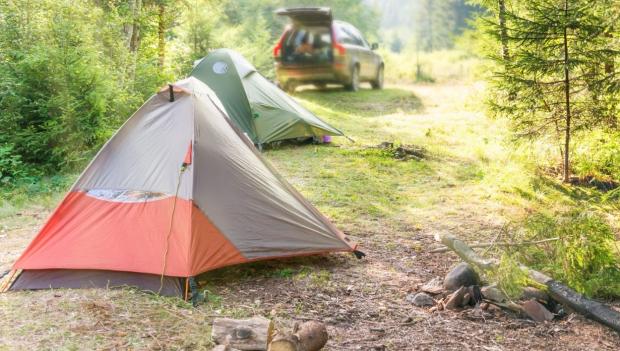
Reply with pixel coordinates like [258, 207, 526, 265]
[1, 83, 619, 350]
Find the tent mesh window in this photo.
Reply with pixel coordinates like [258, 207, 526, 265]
[86, 189, 169, 202]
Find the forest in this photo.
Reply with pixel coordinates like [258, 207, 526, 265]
[0, 0, 619, 350]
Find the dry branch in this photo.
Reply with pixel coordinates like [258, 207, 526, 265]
[436, 233, 620, 332]
[429, 237, 559, 253]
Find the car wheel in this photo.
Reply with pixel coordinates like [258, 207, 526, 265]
[371, 65, 384, 90]
[345, 65, 360, 92]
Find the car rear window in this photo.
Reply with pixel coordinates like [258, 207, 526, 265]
[281, 25, 333, 64]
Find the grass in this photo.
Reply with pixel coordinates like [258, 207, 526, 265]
[1, 81, 619, 349]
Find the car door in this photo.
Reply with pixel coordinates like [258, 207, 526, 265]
[333, 23, 359, 73]
[347, 24, 375, 80]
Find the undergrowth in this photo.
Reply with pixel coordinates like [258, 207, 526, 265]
[506, 210, 620, 298]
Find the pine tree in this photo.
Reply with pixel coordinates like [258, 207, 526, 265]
[484, 0, 620, 182]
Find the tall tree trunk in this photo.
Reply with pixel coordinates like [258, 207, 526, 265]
[562, 0, 571, 183]
[427, 0, 433, 52]
[129, 0, 142, 53]
[604, 29, 614, 75]
[498, 0, 509, 61]
[157, 2, 166, 68]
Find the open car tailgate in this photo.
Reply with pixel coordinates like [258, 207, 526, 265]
[275, 7, 333, 25]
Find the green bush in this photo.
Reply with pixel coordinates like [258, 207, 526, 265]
[572, 130, 620, 182]
[0, 144, 26, 184]
[518, 211, 620, 298]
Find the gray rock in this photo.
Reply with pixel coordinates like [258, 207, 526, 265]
[443, 262, 480, 291]
[481, 285, 506, 302]
[521, 299, 554, 322]
[420, 277, 444, 294]
[407, 292, 435, 307]
[445, 286, 468, 310]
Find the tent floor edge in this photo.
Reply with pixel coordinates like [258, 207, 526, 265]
[7, 269, 184, 297]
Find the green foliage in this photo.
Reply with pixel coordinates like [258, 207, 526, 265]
[0, 0, 380, 179]
[0, 144, 26, 184]
[414, 0, 481, 52]
[572, 130, 620, 182]
[0, 0, 159, 174]
[475, 0, 620, 180]
[272, 267, 295, 279]
[488, 253, 532, 299]
[518, 211, 620, 298]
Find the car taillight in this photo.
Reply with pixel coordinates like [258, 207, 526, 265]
[333, 42, 346, 56]
[331, 27, 346, 57]
[273, 30, 287, 58]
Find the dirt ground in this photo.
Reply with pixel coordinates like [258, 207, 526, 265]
[1, 83, 619, 350]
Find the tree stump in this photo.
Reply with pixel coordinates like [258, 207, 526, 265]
[269, 321, 328, 351]
[211, 316, 274, 351]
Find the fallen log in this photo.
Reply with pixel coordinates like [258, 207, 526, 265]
[429, 237, 559, 253]
[268, 321, 328, 351]
[436, 233, 620, 332]
[212, 316, 274, 351]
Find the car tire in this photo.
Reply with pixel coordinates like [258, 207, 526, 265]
[345, 65, 360, 92]
[371, 65, 384, 90]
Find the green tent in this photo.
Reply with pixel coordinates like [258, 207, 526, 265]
[190, 49, 344, 145]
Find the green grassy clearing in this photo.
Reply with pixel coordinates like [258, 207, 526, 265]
[1, 82, 618, 349]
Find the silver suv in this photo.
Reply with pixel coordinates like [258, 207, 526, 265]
[273, 7, 384, 92]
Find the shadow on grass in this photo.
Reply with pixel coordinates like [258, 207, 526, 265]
[513, 174, 620, 211]
[197, 253, 351, 286]
[295, 87, 424, 118]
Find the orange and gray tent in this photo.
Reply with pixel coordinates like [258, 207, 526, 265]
[191, 49, 344, 145]
[4, 77, 356, 297]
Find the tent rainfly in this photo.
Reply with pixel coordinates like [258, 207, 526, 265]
[3, 77, 357, 298]
[191, 49, 344, 145]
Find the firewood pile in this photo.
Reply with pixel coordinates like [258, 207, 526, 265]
[210, 317, 328, 351]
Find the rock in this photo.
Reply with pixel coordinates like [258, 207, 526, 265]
[443, 263, 480, 291]
[420, 277, 444, 295]
[481, 286, 506, 303]
[407, 292, 435, 307]
[521, 299, 554, 322]
[462, 293, 472, 306]
[521, 287, 549, 303]
[445, 287, 468, 310]
[467, 285, 483, 305]
[487, 303, 502, 313]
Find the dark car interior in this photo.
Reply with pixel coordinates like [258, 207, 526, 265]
[281, 26, 333, 65]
